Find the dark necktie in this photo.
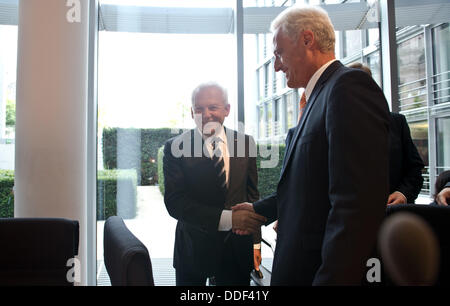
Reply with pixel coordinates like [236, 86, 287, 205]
[211, 137, 227, 191]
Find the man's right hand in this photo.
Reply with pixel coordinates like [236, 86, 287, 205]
[231, 204, 266, 235]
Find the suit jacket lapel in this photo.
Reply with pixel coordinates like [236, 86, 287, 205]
[280, 60, 343, 180]
[225, 127, 237, 193]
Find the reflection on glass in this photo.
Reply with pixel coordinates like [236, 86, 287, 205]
[0, 25, 17, 218]
[274, 98, 281, 136]
[409, 120, 429, 192]
[397, 33, 426, 111]
[432, 23, 450, 105]
[258, 105, 264, 138]
[436, 117, 450, 175]
[258, 67, 265, 100]
[266, 101, 272, 138]
[286, 92, 294, 129]
[344, 30, 362, 58]
[366, 51, 381, 88]
[367, 28, 379, 46]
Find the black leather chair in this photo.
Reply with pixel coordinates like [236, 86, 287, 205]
[103, 216, 154, 286]
[385, 204, 450, 285]
[0, 218, 79, 286]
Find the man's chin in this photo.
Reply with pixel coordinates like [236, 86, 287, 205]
[202, 122, 222, 136]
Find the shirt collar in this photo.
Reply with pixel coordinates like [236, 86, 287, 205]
[304, 59, 337, 102]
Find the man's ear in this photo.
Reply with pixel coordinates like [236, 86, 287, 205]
[224, 103, 231, 116]
[301, 30, 314, 49]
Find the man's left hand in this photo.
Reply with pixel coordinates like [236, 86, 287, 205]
[387, 191, 407, 206]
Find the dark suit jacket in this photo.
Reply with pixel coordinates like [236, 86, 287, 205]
[254, 60, 390, 285]
[163, 128, 259, 276]
[389, 112, 424, 203]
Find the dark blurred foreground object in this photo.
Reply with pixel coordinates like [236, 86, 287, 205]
[0, 218, 79, 286]
[104, 216, 154, 286]
[379, 211, 439, 285]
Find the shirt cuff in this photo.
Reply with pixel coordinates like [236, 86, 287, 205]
[218, 210, 232, 231]
[253, 243, 261, 249]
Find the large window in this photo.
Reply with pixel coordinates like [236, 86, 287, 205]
[409, 120, 429, 192]
[432, 23, 450, 105]
[0, 24, 17, 218]
[97, 0, 237, 285]
[436, 117, 450, 175]
[398, 33, 426, 111]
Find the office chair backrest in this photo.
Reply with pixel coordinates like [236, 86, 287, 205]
[0, 218, 79, 286]
[103, 216, 154, 286]
[385, 204, 450, 285]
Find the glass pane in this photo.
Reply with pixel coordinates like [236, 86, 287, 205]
[286, 92, 294, 129]
[344, 30, 362, 58]
[432, 23, 450, 105]
[97, 2, 236, 285]
[258, 105, 264, 137]
[274, 98, 281, 136]
[366, 51, 381, 88]
[397, 33, 426, 111]
[408, 120, 429, 192]
[436, 117, 450, 174]
[367, 28, 379, 46]
[266, 101, 272, 137]
[0, 24, 18, 219]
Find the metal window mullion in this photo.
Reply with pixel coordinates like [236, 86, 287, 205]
[235, 0, 245, 131]
[425, 24, 436, 198]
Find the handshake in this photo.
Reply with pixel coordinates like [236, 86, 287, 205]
[231, 202, 267, 235]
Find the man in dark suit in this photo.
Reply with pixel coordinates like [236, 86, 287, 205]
[348, 62, 425, 205]
[233, 5, 390, 285]
[387, 112, 424, 204]
[163, 82, 266, 286]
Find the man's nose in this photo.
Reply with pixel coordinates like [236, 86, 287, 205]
[274, 57, 282, 72]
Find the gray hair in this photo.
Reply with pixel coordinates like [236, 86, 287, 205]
[191, 82, 229, 107]
[270, 5, 335, 53]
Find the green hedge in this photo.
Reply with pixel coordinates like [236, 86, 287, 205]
[97, 169, 138, 221]
[157, 146, 165, 196]
[0, 170, 14, 218]
[0, 169, 138, 220]
[102, 127, 182, 186]
[157, 143, 286, 200]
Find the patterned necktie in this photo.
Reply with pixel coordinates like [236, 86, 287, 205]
[297, 92, 307, 123]
[211, 137, 227, 191]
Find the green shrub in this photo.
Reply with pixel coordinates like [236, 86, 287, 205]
[156, 143, 286, 200]
[157, 146, 165, 196]
[102, 127, 182, 186]
[97, 169, 138, 220]
[0, 169, 137, 221]
[0, 170, 14, 218]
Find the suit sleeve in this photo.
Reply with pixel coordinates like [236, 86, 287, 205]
[163, 140, 223, 232]
[246, 136, 260, 203]
[246, 136, 262, 244]
[313, 71, 390, 285]
[396, 114, 424, 203]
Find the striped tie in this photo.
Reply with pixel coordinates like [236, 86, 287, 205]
[297, 92, 307, 123]
[211, 137, 227, 191]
